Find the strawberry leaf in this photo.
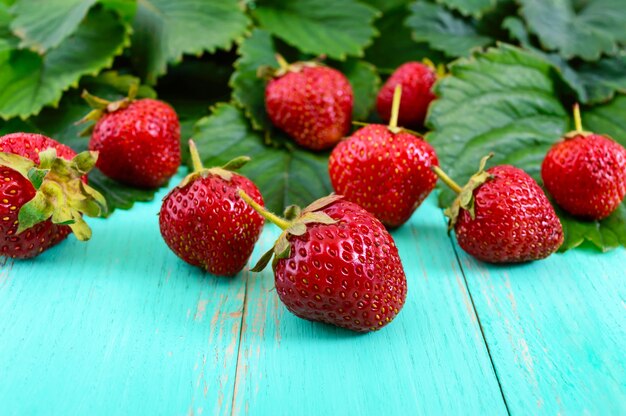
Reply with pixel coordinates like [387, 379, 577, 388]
[428, 44, 626, 251]
[364, 0, 444, 72]
[336, 60, 380, 121]
[0, 7, 131, 119]
[251, 0, 379, 60]
[574, 54, 626, 105]
[129, 0, 249, 83]
[9, 0, 97, 53]
[406, 1, 493, 58]
[230, 29, 279, 131]
[191, 103, 332, 213]
[86, 169, 160, 217]
[519, 0, 626, 61]
[437, 0, 497, 17]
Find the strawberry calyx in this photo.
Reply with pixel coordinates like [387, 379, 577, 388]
[433, 153, 494, 230]
[76, 83, 139, 136]
[0, 149, 107, 240]
[257, 54, 324, 80]
[178, 140, 250, 188]
[564, 103, 593, 139]
[422, 57, 447, 78]
[238, 191, 342, 272]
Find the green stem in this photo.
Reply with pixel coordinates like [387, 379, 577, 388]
[573, 103, 583, 132]
[432, 166, 463, 194]
[389, 84, 402, 131]
[188, 140, 204, 173]
[238, 189, 292, 230]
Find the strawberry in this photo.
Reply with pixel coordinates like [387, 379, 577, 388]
[263, 55, 353, 150]
[80, 85, 181, 188]
[434, 154, 563, 263]
[238, 191, 407, 333]
[541, 105, 626, 220]
[0, 133, 106, 258]
[376, 61, 437, 127]
[159, 141, 265, 276]
[329, 85, 439, 228]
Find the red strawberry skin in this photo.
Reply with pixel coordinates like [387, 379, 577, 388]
[90, 99, 181, 188]
[0, 133, 77, 258]
[159, 173, 265, 276]
[265, 66, 353, 150]
[376, 62, 436, 127]
[455, 165, 563, 263]
[329, 124, 439, 228]
[274, 200, 407, 332]
[541, 134, 626, 220]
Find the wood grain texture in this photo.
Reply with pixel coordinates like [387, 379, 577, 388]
[232, 196, 508, 416]
[454, 241, 626, 414]
[0, 179, 245, 416]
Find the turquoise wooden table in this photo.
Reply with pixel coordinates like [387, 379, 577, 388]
[1, 174, 624, 415]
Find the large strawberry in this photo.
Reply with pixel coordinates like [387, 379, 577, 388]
[376, 61, 437, 127]
[79, 85, 181, 188]
[542, 104, 626, 220]
[159, 141, 265, 276]
[329, 85, 439, 228]
[0, 133, 106, 258]
[434, 155, 563, 263]
[238, 191, 407, 333]
[263, 55, 353, 151]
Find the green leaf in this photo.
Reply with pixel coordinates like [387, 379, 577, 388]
[130, 0, 249, 83]
[406, 1, 493, 58]
[436, 0, 496, 17]
[252, 0, 380, 60]
[582, 94, 626, 147]
[338, 59, 380, 121]
[426, 45, 568, 207]
[519, 0, 626, 61]
[558, 204, 626, 252]
[364, 0, 444, 72]
[191, 103, 332, 213]
[230, 29, 279, 131]
[0, 7, 131, 119]
[87, 169, 160, 217]
[427, 44, 626, 251]
[9, 0, 97, 53]
[574, 54, 626, 105]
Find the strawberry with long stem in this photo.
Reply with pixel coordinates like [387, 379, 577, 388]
[238, 190, 407, 333]
[159, 140, 264, 276]
[541, 104, 626, 220]
[329, 85, 439, 228]
[433, 154, 563, 263]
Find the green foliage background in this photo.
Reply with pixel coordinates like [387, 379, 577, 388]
[0, 0, 624, 251]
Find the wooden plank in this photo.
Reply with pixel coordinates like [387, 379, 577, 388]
[455, 241, 626, 414]
[0, 181, 245, 416]
[232, 196, 508, 416]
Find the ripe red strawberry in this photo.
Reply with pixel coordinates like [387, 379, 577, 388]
[0, 133, 106, 258]
[377, 61, 437, 127]
[330, 85, 439, 227]
[238, 192, 407, 333]
[80, 87, 181, 188]
[541, 105, 626, 220]
[434, 155, 563, 263]
[263, 56, 353, 150]
[159, 141, 265, 276]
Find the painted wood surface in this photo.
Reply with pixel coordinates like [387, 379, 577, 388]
[0, 180, 624, 415]
[454, 242, 626, 415]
